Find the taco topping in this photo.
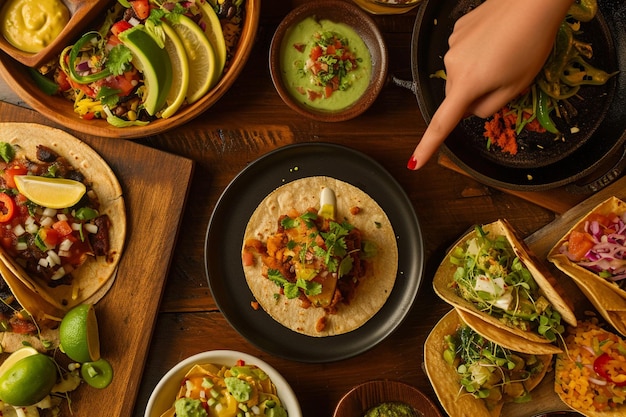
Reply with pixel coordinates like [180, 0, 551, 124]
[443, 323, 548, 410]
[555, 319, 626, 412]
[556, 211, 626, 290]
[243, 206, 376, 314]
[0, 142, 110, 285]
[449, 225, 565, 341]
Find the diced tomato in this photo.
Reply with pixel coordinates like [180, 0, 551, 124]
[131, 0, 151, 20]
[55, 70, 71, 91]
[0, 193, 15, 223]
[242, 250, 254, 267]
[82, 112, 96, 120]
[292, 43, 305, 53]
[40, 227, 60, 247]
[310, 45, 323, 62]
[52, 220, 73, 237]
[111, 20, 133, 37]
[567, 230, 596, 261]
[4, 165, 27, 188]
[9, 317, 37, 334]
[324, 85, 334, 98]
[97, 69, 139, 97]
[326, 44, 336, 55]
[587, 213, 611, 228]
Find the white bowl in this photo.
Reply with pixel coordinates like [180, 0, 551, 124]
[144, 350, 302, 417]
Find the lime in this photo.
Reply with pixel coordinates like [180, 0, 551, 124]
[195, 0, 227, 75]
[14, 175, 86, 209]
[59, 304, 100, 363]
[81, 358, 113, 389]
[172, 14, 218, 104]
[160, 21, 190, 119]
[0, 349, 57, 406]
[119, 26, 173, 116]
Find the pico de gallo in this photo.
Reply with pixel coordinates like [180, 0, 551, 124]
[0, 142, 110, 287]
[557, 211, 626, 291]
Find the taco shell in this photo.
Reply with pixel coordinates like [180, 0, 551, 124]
[241, 176, 398, 337]
[424, 309, 552, 417]
[0, 123, 126, 312]
[549, 196, 626, 300]
[433, 219, 576, 345]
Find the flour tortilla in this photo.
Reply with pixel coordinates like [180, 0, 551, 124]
[242, 176, 398, 337]
[0, 123, 126, 314]
[433, 219, 577, 345]
[424, 309, 553, 417]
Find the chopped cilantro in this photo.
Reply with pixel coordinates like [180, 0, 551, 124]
[0, 142, 14, 163]
[107, 44, 133, 76]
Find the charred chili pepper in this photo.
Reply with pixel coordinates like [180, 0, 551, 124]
[568, 0, 598, 22]
[561, 56, 620, 86]
[537, 89, 560, 134]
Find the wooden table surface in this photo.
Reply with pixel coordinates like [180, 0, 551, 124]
[0, 0, 618, 416]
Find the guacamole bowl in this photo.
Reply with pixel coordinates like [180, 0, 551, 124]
[144, 350, 302, 417]
[269, 0, 388, 122]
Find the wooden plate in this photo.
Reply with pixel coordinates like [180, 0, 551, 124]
[333, 380, 443, 417]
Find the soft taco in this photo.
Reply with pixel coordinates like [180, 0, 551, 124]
[433, 219, 577, 346]
[241, 176, 398, 337]
[554, 318, 626, 416]
[549, 196, 626, 300]
[0, 123, 125, 314]
[424, 309, 553, 417]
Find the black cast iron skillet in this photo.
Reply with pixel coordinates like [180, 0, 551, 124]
[410, 0, 626, 191]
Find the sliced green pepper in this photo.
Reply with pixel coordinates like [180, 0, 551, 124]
[568, 0, 598, 22]
[28, 68, 59, 95]
[67, 31, 112, 84]
[537, 89, 560, 134]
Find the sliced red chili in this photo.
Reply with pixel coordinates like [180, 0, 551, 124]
[0, 193, 15, 223]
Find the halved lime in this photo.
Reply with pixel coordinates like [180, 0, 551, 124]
[59, 304, 100, 363]
[0, 348, 57, 406]
[14, 175, 86, 209]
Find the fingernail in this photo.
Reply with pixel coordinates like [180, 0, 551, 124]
[407, 155, 417, 170]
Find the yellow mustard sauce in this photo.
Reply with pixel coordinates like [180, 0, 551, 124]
[0, 0, 69, 53]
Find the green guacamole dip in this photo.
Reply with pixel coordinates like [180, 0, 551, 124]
[174, 398, 208, 417]
[364, 401, 417, 417]
[280, 17, 372, 112]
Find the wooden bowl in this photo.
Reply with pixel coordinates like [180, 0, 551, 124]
[0, 0, 110, 68]
[353, 0, 422, 15]
[333, 380, 443, 417]
[0, 0, 260, 139]
[269, 0, 388, 122]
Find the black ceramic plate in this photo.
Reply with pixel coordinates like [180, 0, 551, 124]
[205, 143, 424, 363]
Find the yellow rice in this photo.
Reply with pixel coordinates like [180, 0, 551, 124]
[555, 319, 626, 412]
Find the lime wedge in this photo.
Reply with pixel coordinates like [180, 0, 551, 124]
[14, 176, 86, 209]
[59, 304, 100, 363]
[119, 26, 173, 116]
[160, 21, 190, 119]
[195, 0, 226, 75]
[0, 348, 57, 406]
[172, 14, 218, 104]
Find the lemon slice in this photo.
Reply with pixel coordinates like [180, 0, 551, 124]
[172, 14, 218, 104]
[119, 26, 173, 115]
[59, 304, 100, 363]
[14, 175, 86, 209]
[160, 21, 190, 119]
[195, 0, 227, 75]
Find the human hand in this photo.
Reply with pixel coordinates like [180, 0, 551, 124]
[407, 0, 574, 170]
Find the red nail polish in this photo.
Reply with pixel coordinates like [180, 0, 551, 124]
[407, 155, 417, 170]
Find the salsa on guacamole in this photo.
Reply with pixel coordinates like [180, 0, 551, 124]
[280, 17, 372, 111]
[364, 402, 417, 417]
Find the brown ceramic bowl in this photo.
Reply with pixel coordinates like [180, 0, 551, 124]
[269, 0, 388, 122]
[0, 0, 260, 139]
[333, 380, 443, 417]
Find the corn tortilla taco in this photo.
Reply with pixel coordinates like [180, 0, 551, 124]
[241, 176, 398, 337]
[424, 309, 553, 417]
[549, 196, 626, 301]
[554, 319, 626, 416]
[433, 219, 576, 346]
[0, 123, 125, 313]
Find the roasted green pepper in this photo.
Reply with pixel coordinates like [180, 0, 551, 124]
[537, 89, 560, 134]
[568, 0, 598, 22]
[561, 56, 620, 86]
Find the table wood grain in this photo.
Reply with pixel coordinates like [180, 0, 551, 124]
[1, 1, 621, 416]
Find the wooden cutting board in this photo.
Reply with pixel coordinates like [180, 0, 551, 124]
[0, 102, 194, 417]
